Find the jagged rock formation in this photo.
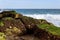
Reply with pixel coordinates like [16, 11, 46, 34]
[0, 11, 60, 40]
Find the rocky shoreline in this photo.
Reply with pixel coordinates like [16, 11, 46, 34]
[0, 11, 60, 40]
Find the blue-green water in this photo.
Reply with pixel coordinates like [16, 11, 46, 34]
[15, 9, 60, 14]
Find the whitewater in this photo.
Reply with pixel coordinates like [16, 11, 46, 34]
[0, 9, 60, 27]
[24, 14, 60, 27]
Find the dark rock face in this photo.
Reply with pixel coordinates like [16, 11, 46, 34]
[0, 11, 60, 40]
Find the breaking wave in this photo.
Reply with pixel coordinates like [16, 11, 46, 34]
[24, 14, 60, 27]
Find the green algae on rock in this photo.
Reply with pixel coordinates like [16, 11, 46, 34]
[0, 11, 60, 40]
[37, 20, 60, 36]
[0, 32, 6, 40]
[0, 21, 4, 27]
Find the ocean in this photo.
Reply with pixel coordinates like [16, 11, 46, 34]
[0, 9, 60, 27]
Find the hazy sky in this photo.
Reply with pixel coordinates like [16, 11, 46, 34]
[0, 0, 60, 9]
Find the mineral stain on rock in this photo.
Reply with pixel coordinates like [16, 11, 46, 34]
[0, 11, 60, 40]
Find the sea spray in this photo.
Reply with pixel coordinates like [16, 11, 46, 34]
[24, 14, 60, 27]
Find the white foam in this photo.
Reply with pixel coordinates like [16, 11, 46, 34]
[0, 9, 13, 13]
[0, 9, 3, 12]
[24, 14, 60, 27]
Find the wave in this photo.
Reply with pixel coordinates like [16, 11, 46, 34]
[24, 14, 60, 27]
[0, 9, 3, 12]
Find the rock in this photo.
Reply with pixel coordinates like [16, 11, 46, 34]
[0, 11, 60, 40]
[14, 14, 22, 19]
[0, 14, 3, 18]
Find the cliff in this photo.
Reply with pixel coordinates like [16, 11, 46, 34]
[0, 11, 60, 40]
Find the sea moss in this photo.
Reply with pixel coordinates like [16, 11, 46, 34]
[37, 23, 60, 36]
[5, 27, 22, 35]
[1, 10, 17, 14]
[0, 21, 4, 27]
[0, 32, 6, 40]
[2, 17, 14, 20]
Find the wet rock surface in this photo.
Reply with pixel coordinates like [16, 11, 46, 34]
[0, 11, 60, 40]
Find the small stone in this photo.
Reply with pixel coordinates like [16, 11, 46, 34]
[9, 26, 12, 29]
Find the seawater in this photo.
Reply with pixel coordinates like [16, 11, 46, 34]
[0, 9, 60, 27]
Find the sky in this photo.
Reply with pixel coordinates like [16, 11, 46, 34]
[0, 0, 60, 9]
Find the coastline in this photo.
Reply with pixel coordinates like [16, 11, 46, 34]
[24, 14, 60, 27]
